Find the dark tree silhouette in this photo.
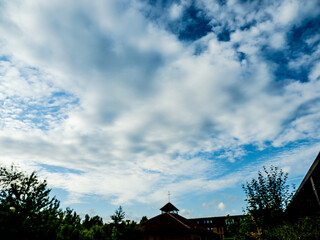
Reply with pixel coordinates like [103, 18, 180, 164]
[242, 165, 294, 237]
[0, 165, 60, 240]
[140, 216, 148, 223]
[83, 214, 103, 229]
[111, 206, 125, 224]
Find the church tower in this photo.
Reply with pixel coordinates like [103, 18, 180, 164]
[160, 202, 179, 214]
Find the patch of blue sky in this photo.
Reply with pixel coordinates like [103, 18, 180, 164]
[216, 27, 232, 42]
[216, 0, 227, 6]
[237, 51, 247, 62]
[242, 140, 319, 166]
[174, 4, 212, 41]
[239, 144, 284, 164]
[170, 150, 237, 179]
[142, 168, 162, 175]
[170, 152, 216, 174]
[193, 42, 208, 55]
[16, 65, 44, 81]
[49, 188, 116, 220]
[0, 55, 9, 61]
[0, 91, 79, 130]
[238, 142, 316, 189]
[265, 50, 308, 82]
[181, 140, 319, 178]
[49, 91, 79, 105]
[121, 199, 161, 220]
[39, 163, 84, 174]
[12, 106, 61, 130]
[63, 196, 149, 222]
[282, 97, 320, 125]
[185, 142, 317, 201]
[261, 16, 320, 83]
[141, 1, 212, 41]
[171, 146, 243, 164]
[144, 0, 174, 8]
[232, 43, 248, 62]
[176, 187, 246, 217]
[288, 16, 320, 56]
[52, 91, 71, 98]
[239, 19, 257, 31]
[262, 49, 308, 83]
[49, 188, 70, 210]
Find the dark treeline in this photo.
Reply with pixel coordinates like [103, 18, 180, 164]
[0, 165, 144, 240]
[2, 164, 320, 240]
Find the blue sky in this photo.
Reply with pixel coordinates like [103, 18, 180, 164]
[0, 0, 320, 222]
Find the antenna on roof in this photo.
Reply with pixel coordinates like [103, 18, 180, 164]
[168, 191, 171, 202]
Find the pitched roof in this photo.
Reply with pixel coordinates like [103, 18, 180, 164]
[141, 212, 209, 233]
[140, 204, 220, 239]
[287, 152, 320, 218]
[160, 202, 179, 213]
[295, 152, 320, 196]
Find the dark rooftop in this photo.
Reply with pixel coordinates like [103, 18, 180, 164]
[160, 202, 179, 213]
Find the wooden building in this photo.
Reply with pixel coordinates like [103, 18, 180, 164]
[141, 202, 220, 240]
[287, 152, 320, 218]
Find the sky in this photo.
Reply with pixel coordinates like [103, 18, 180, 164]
[0, 0, 320, 222]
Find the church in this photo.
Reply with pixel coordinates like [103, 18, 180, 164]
[140, 202, 220, 240]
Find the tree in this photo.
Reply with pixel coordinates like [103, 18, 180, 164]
[57, 208, 82, 240]
[139, 216, 148, 223]
[0, 165, 60, 240]
[83, 214, 103, 230]
[111, 206, 125, 224]
[242, 165, 294, 237]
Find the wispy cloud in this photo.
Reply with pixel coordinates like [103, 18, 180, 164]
[0, 0, 319, 212]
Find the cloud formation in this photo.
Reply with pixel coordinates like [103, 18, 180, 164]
[0, 0, 319, 213]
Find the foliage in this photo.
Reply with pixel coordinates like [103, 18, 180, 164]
[263, 216, 320, 240]
[109, 207, 143, 240]
[0, 165, 60, 240]
[229, 165, 320, 240]
[122, 221, 143, 240]
[57, 208, 82, 240]
[140, 216, 148, 223]
[111, 226, 122, 240]
[80, 225, 107, 240]
[111, 206, 125, 224]
[242, 165, 294, 229]
[228, 216, 320, 240]
[0, 165, 144, 240]
[226, 215, 261, 240]
[83, 214, 103, 229]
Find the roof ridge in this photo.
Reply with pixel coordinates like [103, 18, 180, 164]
[167, 213, 191, 229]
[296, 152, 320, 195]
[160, 202, 179, 212]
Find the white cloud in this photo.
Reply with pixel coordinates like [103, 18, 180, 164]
[180, 209, 193, 218]
[270, 32, 286, 49]
[276, 1, 299, 25]
[0, 0, 319, 209]
[310, 62, 320, 82]
[274, 0, 320, 26]
[218, 202, 226, 211]
[231, 209, 239, 214]
[169, 3, 184, 20]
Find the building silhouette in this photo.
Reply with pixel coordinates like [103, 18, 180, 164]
[141, 202, 220, 240]
[287, 152, 320, 218]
